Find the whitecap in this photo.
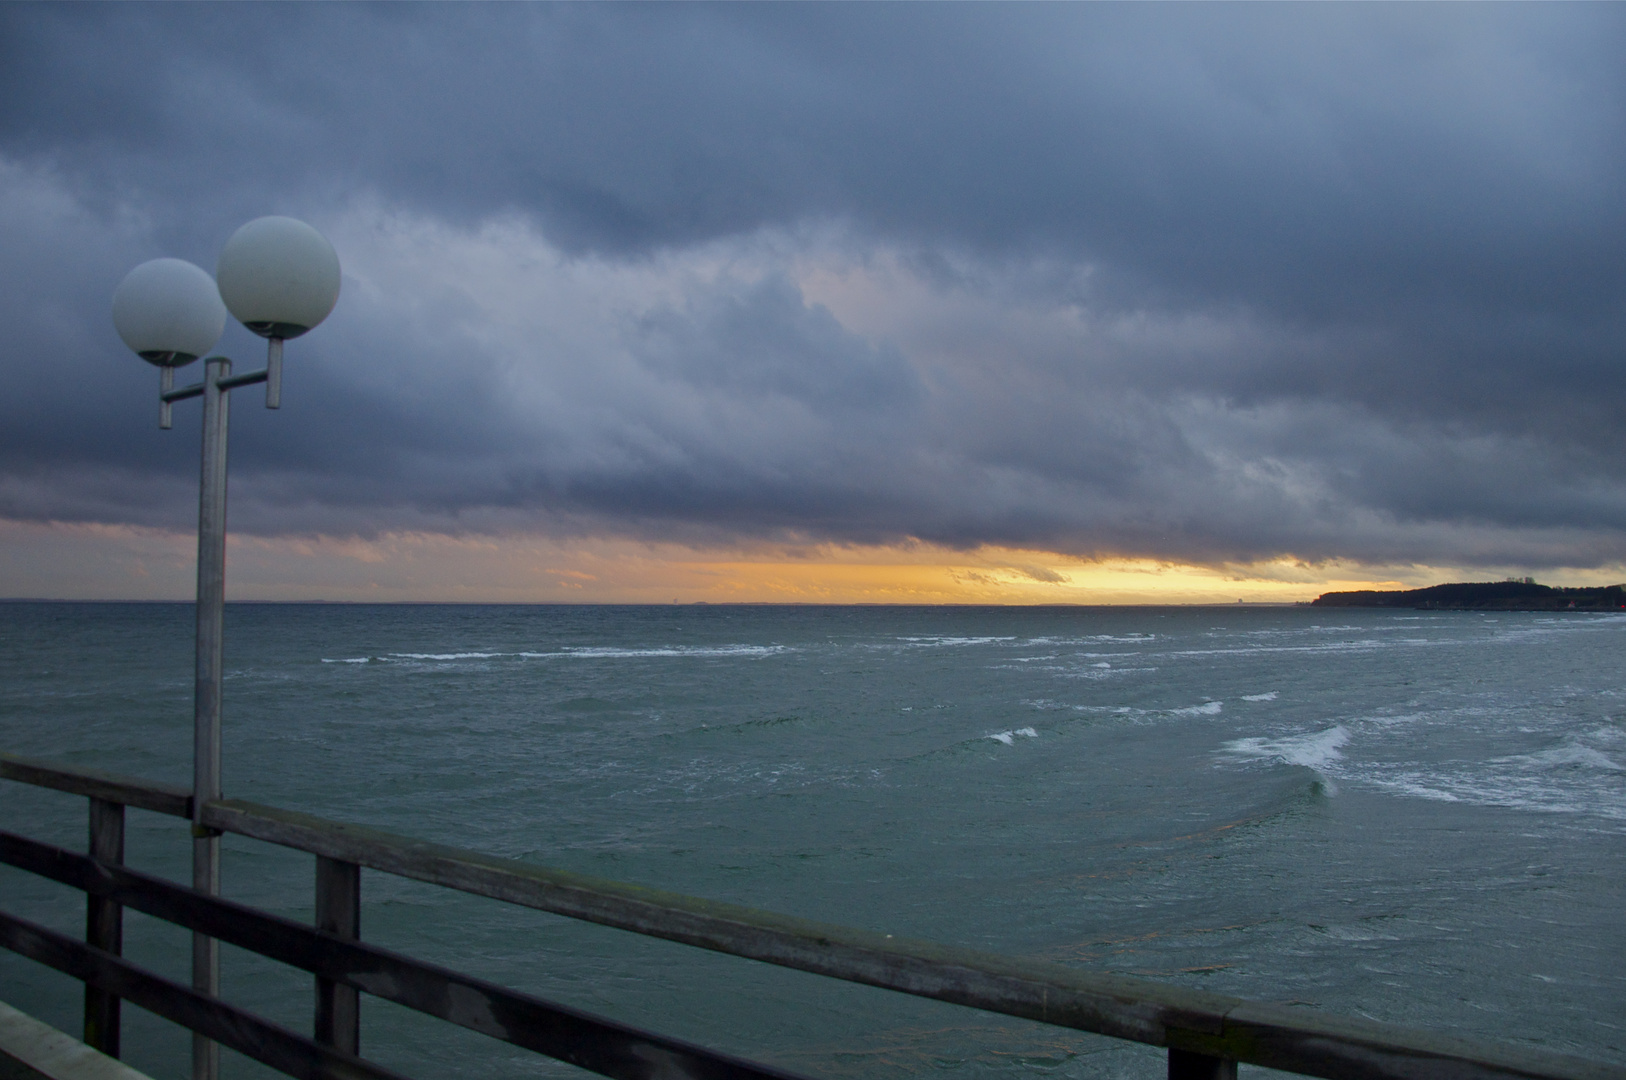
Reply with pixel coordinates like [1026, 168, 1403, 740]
[1223, 726, 1350, 772]
[1242, 692, 1278, 702]
[1520, 742, 1624, 772]
[1063, 664, 1157, 680]
[389, 652, 504, 661]
[1358, 759, 1626, 821]
[1171, 701, 1223, 716]
[562, 645, 788, 659]
[987, 728, 1038, 745]
[320, 657, 371, 664]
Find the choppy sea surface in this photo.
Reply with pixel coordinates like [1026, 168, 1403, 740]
[0, 602, 1621, 1080]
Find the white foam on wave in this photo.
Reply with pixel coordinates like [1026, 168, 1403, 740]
[1061, 662, 1156, 681]
[1171, 701, 1223, 716]
[1242, 692, 1278, 702]
[1305, 722, 1626, 823]
[1238, 640, 1386, 656]
[1223, 725, 1350, 771]
[560, 645, 788, 659]
[1523, 742, 1624, 771]
[332, 645, 789, 663]
[988, 727, 1039, 745]
[1061, 662, 1157, 680]
[898, 636, 1017, 648]
[1360, 749, 1626, 821]
[1365, 776, 1460, 803]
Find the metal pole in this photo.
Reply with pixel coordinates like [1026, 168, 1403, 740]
[265, 337, 283, 409]
[192, 356, 230, 1080]
[160, 367, 175, 430]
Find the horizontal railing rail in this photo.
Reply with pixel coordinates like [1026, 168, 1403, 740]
[200, 798, 1607, 1080]
[0, 910, 404, 1080]
[0, 754, 192, 819]
[2, 751, 1621, 1080]
[0, 829, 816, 1080]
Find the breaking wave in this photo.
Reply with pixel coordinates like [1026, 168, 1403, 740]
[1223, 726, 1350, 772]
[987, 727, 1039, 746]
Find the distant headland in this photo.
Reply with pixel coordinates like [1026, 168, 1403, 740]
[1311, 579, 1625, 611]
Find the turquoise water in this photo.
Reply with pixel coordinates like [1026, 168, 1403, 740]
[1, 603, 1622, 1079]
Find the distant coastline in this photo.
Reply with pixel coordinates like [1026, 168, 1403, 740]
[1311, 580, 1626, 611]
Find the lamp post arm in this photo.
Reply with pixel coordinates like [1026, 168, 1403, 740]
[158, 349, 284, 428]
[163, 381, 207, 404]
[215, 368, 270, 392]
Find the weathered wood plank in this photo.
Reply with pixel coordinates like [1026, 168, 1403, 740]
[0, 754, 191, 819]
[1170, 1049, 1236, 1080]
[202, 798, 1207, 1044]
[84, 797, 124, 1057]
[0, 830, 821, 1080]
[1167, 1001, 1623, 1080]
[313, 857, 360, 1056]
[0, 910, 404, 1080]
[198, 800, 1624, 1080]
[5, 755, 1617, 1080]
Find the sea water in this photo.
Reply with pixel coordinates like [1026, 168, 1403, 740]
[0, 603, 1621, 1080]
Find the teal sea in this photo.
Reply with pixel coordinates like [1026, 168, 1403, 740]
[1, 603, 1622, 1079]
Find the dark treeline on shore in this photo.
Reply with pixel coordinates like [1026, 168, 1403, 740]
[1313, 581, 1626, 611]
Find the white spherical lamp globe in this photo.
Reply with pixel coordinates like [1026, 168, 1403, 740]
[112, 258, 227, 367]
[215, 216, 341, 339]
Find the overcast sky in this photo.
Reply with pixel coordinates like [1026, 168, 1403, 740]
[2, 4, 1624, 598]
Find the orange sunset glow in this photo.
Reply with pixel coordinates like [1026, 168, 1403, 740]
[8, 519, 1618, 605]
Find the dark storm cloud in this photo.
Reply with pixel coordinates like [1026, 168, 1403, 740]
[1, 3, 1623, 568]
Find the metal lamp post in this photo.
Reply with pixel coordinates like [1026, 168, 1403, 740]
[112, 217, 341, 1080]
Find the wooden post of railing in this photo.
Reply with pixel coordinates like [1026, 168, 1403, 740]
[1169, 1049, 1236, 1080]
[314, 855, 360, 1055]
[84, 797, 125, 1056]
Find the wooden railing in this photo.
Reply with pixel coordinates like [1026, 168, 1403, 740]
[2, 751, 1620, 1080]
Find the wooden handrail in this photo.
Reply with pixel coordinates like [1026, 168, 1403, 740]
[0, 753, 191, 819]
[4, 752, 1622, 1080]
[0, 830, 819, 1080]
[0, 911, 405, 1080]
[196, 797, 1621, 1080]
